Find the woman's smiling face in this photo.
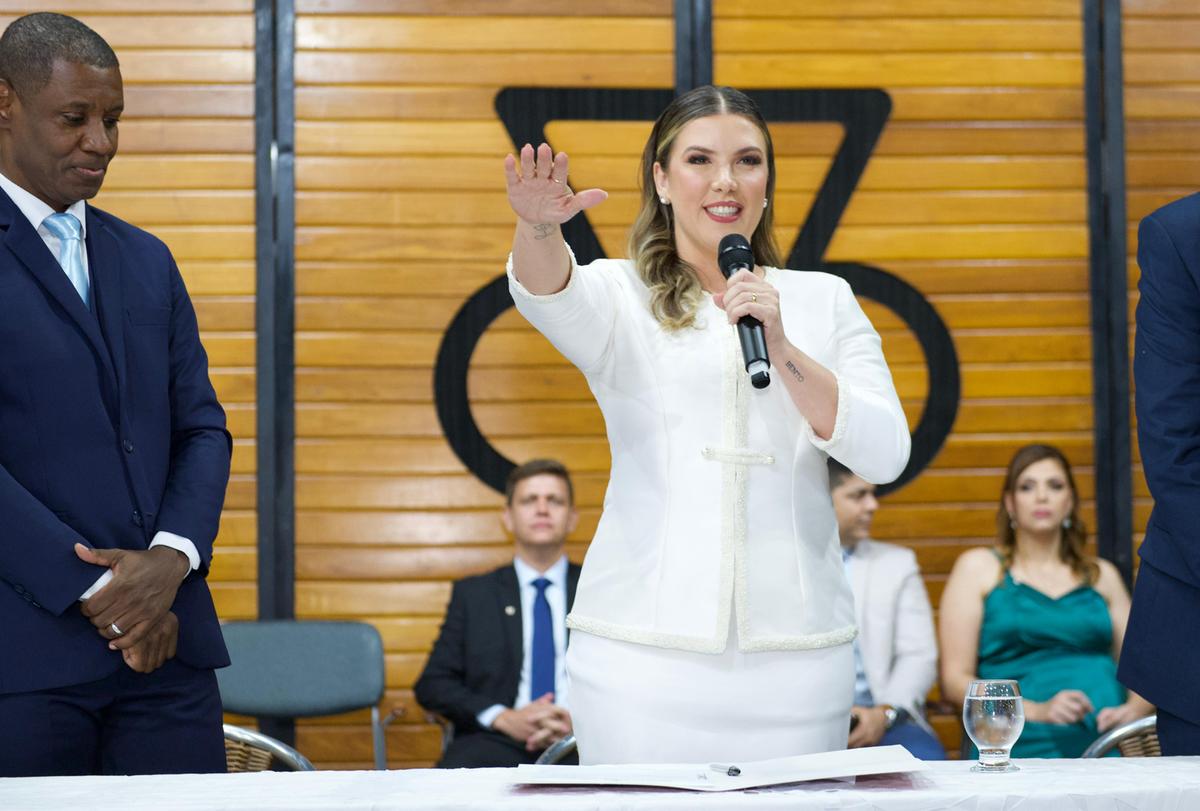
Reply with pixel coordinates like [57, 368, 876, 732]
[653, 113, 769, 272]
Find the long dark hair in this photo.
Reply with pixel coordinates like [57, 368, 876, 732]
[627, 85, 783, 330]
[995, 443, 1097, 584]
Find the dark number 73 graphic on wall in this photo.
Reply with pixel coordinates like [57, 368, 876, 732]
[434, 87, 960, 497]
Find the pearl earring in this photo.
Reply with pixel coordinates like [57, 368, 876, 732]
[763, 198, 768, 208]
[1008, 515, 1016, 529]
[660, 196, 670, 205]
[1062, 517, 1073, 529]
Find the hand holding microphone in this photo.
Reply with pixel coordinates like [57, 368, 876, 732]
[717, 233, 773, 389]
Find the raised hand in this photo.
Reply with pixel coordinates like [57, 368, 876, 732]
[504, 142, 607, 227]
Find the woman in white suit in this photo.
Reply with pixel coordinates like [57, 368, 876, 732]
[503, 85, 910, 765]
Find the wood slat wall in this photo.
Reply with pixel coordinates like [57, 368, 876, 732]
[1123, 0, 1200, 561]
[285, 0, 1161, 767]
[0, 0, 259, 642]
[38, 0, 1148, 769]
[292, 0, 673, 769]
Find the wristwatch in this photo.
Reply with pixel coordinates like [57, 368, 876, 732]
[881, 704, 909, 730]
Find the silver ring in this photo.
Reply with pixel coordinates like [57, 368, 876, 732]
[110, 622, 124, 637]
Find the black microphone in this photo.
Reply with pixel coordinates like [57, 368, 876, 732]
[717, 233, 771, 389]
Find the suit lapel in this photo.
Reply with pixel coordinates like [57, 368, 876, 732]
[0, 196, 117, 393]
[87, 208, 127, 396]
[495, 566, 523, 681]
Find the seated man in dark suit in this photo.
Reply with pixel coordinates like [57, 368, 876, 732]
[415, 459, 581, 767]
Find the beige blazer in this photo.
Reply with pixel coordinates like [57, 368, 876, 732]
[847, 538, 939, 729]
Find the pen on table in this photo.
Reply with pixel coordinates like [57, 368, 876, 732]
[709, 763, 741, 776]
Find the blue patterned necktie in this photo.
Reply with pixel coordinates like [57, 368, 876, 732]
[42, 212, 89, 308]
[530, 577, 555, 700]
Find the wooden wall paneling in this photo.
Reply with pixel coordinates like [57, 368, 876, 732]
[62, 5, 260, 622]
[1122, 0, 1200, 572]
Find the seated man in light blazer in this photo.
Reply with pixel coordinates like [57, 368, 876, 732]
[829, 459, 945, 759]
[415, 459, 581, 767]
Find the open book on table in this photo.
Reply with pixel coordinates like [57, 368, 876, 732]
[514, 744, 928, 792]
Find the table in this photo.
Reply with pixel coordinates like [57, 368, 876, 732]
[2, 758, 1198, 810]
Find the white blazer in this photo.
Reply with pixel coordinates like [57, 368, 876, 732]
[846, 538, 939, 726]
[509, 254, 910, 653]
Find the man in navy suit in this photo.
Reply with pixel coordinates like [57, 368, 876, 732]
[1119, 192, 1200, 755]
[415, 459, 581, 767]
[0, 13, 230, 776]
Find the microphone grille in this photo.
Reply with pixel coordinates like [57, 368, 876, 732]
[717, 233, 754, 279]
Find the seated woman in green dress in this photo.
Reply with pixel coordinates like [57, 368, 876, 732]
[938, 443, 1154, 758]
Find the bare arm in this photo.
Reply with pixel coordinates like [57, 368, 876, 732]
[937, 548, 995, 707]
[505, 143, 607, 295]
[772, 342, 839, 439]
[1094, 560, 1156, 729]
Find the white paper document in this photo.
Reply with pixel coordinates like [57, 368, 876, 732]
[514, 744, 928, 792]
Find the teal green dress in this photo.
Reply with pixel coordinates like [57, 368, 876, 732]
[974, 565, 1126, 758]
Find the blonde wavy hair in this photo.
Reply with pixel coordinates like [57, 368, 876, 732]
[995, 443, 1098, 585]
[628, 85, 783, 331]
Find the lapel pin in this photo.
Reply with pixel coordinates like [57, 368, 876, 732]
[504, 605, 516, 616]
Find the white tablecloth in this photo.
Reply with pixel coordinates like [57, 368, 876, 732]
[2, 758, 1198, 810]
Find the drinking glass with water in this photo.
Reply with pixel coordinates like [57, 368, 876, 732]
[963, 679, 1025, 772]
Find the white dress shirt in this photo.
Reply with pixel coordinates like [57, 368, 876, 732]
[477, 555, 570, 729]
[0, 171, 201, 599]
[509, 251, 910, 654]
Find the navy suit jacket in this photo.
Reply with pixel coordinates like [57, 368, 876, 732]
[0, 189, 231, 695]
[1120, 192, 1200, 722]
[413, 562, 581, 735]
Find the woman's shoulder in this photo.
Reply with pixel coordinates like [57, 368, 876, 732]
[951, 546, 1005, 585]
[1091, 557, 1129, 602]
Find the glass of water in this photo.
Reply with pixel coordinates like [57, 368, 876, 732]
[963, 679, 1025, 772]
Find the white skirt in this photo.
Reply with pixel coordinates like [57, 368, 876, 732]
[565, 621, 854, 765]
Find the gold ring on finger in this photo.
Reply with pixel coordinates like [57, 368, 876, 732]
[751, 292, 758, 303]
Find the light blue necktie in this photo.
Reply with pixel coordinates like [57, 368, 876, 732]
[530, 577, 555, 701]
[42, 212, 89, 308]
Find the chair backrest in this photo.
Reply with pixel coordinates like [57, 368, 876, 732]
[224, 724, 315, 771]
[217, 620, 385, 717]
[1081, 714, 1160, 758]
